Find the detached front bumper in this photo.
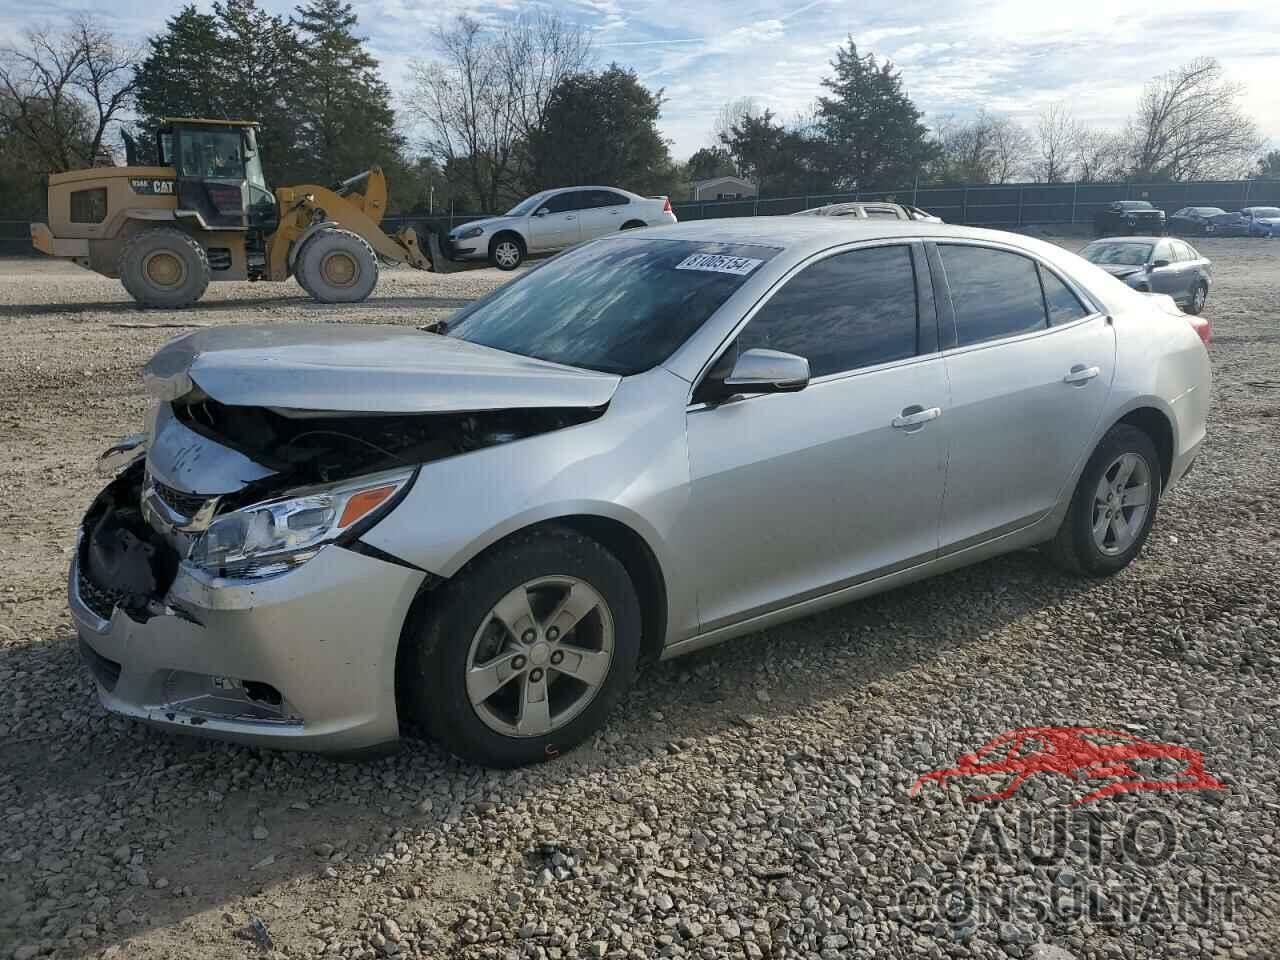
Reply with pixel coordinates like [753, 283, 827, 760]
[69, 482, 426, 754]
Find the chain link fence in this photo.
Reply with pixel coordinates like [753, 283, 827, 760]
[6, 179, 1279, 254]
[670, 179, 1280, 228]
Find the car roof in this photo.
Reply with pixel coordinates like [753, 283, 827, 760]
[634, 216, 1031, 257]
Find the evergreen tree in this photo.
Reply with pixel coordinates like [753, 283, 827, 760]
[291, 0, 404, 186]
[133, 7, 222, 130]
[815, 38, 937, 190]
[526, 65, 671, 194]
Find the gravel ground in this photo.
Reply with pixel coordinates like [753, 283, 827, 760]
[1, 240, 1278, 960]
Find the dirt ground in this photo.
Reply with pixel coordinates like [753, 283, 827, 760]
[1, 238, 1279, 960]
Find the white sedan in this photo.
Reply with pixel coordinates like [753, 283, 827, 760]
[446, 186, 677, 269]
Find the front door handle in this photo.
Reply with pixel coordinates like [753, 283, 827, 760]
[1063, 364, 1101, 385]
[565, 215, 576, 221]
[892, 405, 942, 430]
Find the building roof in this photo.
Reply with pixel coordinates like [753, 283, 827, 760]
[691, 175, 755, 189]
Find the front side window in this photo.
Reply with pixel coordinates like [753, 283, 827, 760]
[735, 245, 920, 378]
[178, 129, 245, 180]
[1039, 268, 1089, 326]
[448, 238, 779, 375]
[540, 192, 575, 214]
[1175, 241, 1197, 261]
[507, 192, 551, 217]
[939, 245, 1047, 347]
[1153, 240, 1174, 263]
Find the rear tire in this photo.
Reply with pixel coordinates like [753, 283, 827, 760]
[118, 228, 210, 308]
[1185, 282, 1208, 316]
[1050, 424, 1162, 577]
[296, 228, 379, 303]
[404, 527, 641, 767]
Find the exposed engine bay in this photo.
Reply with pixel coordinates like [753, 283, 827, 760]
[172, 391, 606, 494]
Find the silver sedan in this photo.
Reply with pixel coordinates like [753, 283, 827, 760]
[71, 219, 1211, 766]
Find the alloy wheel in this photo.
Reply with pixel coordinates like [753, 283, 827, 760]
[465, 577, 614, 737]
[1091, 453, 1152, 556]
[494, 241, 521, 268]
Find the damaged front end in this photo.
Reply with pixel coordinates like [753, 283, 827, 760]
[69, 323, 618, 750]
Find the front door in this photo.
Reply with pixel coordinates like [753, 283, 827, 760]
[686, 243, 949, 631]
[526, 190, 584, 252]
[1146, 239, 1185, 297]
[173, 125, 247, 229]
[933, 242, 1115, 553]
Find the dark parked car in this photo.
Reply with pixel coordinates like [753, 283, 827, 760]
[1240, 206, 1280, 238]
[1168, 207, 1244, 237]
[1081, 237, 1212, 318]
[1092, 201, 1165, 237]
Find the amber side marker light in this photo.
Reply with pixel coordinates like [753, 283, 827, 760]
[339, 484, 399, 528]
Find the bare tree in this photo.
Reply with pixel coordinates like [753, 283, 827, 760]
[710, 97, 760, 150]
[1074, 128, 1126, 183]
[1031, 101, 1082, 183]
[1123, 57, 1262, 180]
[932, 110, 1028, 184]
[497, 9, 591, 145]
[407, 12, 591, 210]
[0, 17, 137, 172]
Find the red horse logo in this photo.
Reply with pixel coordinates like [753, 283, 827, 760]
[910, 726, 1224, 805]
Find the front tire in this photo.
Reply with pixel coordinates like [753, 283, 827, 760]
[296, 228, 379, 303]
[1050, 425, 1162, 577]
[489, 234, 525, 270]
[405, 528, 641, 767]
[118, 228, 210, 308]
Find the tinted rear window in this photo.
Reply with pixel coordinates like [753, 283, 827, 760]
[939, 245, 1047, 347]
[448, 238, 779, 375]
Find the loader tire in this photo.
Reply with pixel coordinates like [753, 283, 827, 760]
[118, 228, 210, 308]
[297, 228, 379, 303]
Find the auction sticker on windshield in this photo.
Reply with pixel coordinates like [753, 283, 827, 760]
[675, 253, 764, 276]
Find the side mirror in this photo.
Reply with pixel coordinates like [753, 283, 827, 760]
[723, 348, 810, 395]
[1150, 259, 1170, 269]
[534, 208, 550, 218]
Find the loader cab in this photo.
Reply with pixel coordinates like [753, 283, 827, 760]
[157, 119, 277, 232]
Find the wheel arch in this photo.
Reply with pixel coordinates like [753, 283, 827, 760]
[489, 230, 526, 254]
[620, 219, 647, 230]
[395, 511, 670, 673]
[1112, 405, 1175, 486]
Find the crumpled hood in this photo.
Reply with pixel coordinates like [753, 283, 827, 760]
[1095, 263, 1145, 279]
[143, 324, 621, 413]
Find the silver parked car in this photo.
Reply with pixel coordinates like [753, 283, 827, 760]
[72, 219, 1211, 766]
[1081, 237, 1211, 315]
[446, 186, 677, 270]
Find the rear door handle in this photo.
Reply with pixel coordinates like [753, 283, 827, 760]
[1063, 364, 1101, 384]
[892, 405, 942, 430]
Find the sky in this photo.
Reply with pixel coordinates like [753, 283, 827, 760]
[3, 0, 1277, 161]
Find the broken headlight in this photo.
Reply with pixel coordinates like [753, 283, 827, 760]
[187, 468, 415, 579]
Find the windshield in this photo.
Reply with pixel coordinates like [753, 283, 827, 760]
[1083, 242, 1152, 266]
[1193, 208, 1225, 216]
[448, 238, 780, 375]
[505, 192, 551, 217]
[1249, 207, 1280, 218]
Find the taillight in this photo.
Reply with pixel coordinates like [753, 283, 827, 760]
[1189, 315, 1211, 345]
[662, 196, 672, 213]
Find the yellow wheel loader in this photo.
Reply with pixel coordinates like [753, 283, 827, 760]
[30, 118, 463, 308]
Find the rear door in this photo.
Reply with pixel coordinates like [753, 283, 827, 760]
[526, 190, 585, 251]
[1146, 239, 1183, 297]
[577, 190, 632, 239]
[686, 242, 949, 629]
[933, 242, 1115, 553]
